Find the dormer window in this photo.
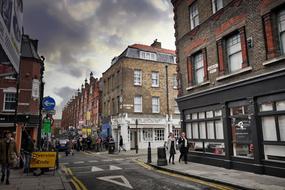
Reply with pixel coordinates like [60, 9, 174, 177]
[140, 51, 157, 61]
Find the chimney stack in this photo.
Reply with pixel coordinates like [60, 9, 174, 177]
[151, 39, 161, 48]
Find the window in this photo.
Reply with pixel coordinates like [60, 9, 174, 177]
[140, 51, 157, 61]
[279, 9, 285, 54]
[227, 33, 242, 73]
[143, 129, 153, 141]
[173, 74, 178, 89]
[154, 129, 164, 141]
[4, 93, 16, 111]
[193, 53, 204, 84]
[134, 70, 142, 86]
[212, 0, 223, 14]
[134, 96, 142, 112]
[189, 2, 199, 29]
[152, 97, 160, 113]
[259, 97, 285, 162]
[173, 129, 181, 139]
[151, 72, 159, 87]
[230, 104, 253, 158]
[186, 108, 225, 155]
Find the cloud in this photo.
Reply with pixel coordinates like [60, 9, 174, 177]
[24, 0, 175, 118]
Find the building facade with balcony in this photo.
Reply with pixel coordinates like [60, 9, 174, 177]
[172, 0, 285, 177]
[102, 40, 180, 150]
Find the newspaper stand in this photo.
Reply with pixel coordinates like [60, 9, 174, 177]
[29, 151, 57, 176]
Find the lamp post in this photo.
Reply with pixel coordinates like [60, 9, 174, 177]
[135, 119, 138, 154]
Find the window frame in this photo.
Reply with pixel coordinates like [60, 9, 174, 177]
[143, 129, 153, 142]
[193, 52, 204, 84]
[151, 72, 159, 87]
[140, 51, 157, 61]
[134, 96, 142, 113]
[189, 1, 199, 30]
[226, 33, 243, 73]
[154, 129, 165, 141]
[152, 96, 160, 113]
[3, 92, 17, 112]
[134, 70, 142, 86]
[212, 0, 223, 14]
[278, 9, 285, 54]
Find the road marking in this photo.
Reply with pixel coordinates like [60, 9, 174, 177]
[102, 159, 113, 162]
[60, 162, 69, 165]
[98, 175, 133, 189]
[109, 165, 122, 170]
[91, 166, 104, 172]
[134, 159, 234, 190]
[74, 161, 85, 164]
[88, 160, 98, 163]
[114, 158, 124, 161]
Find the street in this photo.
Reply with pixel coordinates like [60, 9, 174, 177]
[59, 151, 236, 190]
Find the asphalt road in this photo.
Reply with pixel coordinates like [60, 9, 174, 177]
[59, 151, 234, 190]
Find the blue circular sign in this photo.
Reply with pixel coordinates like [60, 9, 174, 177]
[42, 96, 56, 111]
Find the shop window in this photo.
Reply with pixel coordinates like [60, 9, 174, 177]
[230, 104, 254, 158]
[207, 121, 215, 139]
[192, 122, 199, 139]
[278, 116, 285, 141]
[262, 117, 277, 141]
[199, 122, 206, 139]
[276, 100, 285, 111]
[186, 114, 191, 120]
[215, 120, 224, 139]
[192, 113, 198, 120]
[205, 142, 225, 155]
[206, 111, 213, 118]
[260, 102, 273, 112]
[143, 129, 153, 141]
[154, 129, 164, 141]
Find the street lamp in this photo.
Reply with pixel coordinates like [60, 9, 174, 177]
[135, 119, 138, 154]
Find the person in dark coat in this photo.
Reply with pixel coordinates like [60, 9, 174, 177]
[0, 131, 19, 185]
[167, 133, 176, 164]
[22, 135, 34, 173]
[119, 135, 126, 152]
[178, 132, 188, 164]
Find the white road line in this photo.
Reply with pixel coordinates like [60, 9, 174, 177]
[102, 159, 113, 162]
[98, 175, 133, 189]
[73, 161, 85, 164]
[60, 162, 69, 165]
[109, 165, 122, 170]
[91, 166, 104, 172]
[88, 160, 98, 163]
[114, 158, 124, 161]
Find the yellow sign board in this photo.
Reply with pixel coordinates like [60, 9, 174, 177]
[30, 152, 57, 168]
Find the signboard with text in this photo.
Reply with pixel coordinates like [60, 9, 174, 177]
[0, 0, 23, 72]
[30, 152, 56, 168]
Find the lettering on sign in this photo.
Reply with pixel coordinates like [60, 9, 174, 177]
[30, 152, 56, 168]
[207, 64, 218, 71]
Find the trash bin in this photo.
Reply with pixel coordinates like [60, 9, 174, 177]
[157, 147, 167, 166]
[108, 142, 115, 154]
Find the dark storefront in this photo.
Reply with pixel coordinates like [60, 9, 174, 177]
[177, 69, 285, 177]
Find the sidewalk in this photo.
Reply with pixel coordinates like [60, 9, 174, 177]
[0, 169, 72, 190]
[138, 152, 285, 190]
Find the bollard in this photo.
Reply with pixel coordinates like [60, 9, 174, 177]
[147, 142, 152, 163]
[157, 147, 167, 166]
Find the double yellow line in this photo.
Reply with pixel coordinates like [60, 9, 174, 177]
[63, 166, 88, 190]
[134, 159, 234, 190]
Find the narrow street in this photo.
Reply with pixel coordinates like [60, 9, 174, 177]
[59, 151, 236, 190]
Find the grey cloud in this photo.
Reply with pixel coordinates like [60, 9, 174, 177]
[54, 86, 77, 113]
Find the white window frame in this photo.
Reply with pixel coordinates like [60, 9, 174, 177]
[193, 52, 204, 84]
[154, 129, 165, 141]
[278, 9, 285, 54]
[140, 51, 157, 61]
[134, 96, 142, 113]
[190, 2, 199, 30]
[134, 70, 142, 86]
[3, 92, 17, 112]
[151, 72, 159, 87]
[227, 33, 243, 73]
[143, 129, 153, 141]
[212, 0, 223, 14]
[152, 97, 160, 113]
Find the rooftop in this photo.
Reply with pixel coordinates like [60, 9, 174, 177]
[129, 44, 175, 55]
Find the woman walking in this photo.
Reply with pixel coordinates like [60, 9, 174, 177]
[167, 133, 176, 164]
[178, 132, 188, 164]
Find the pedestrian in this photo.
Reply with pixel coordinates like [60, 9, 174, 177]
[167, 133, 176, 164]
[65, 139, 74, 156]
[178, 132, 188, 164]
[119, 135, 126, 152]
[22, 135, 34, 173]
[0, 131, 19, 185]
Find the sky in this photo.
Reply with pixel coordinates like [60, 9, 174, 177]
[23, 0, 175, 119]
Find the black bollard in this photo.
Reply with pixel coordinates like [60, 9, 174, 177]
[147, 142, 152, 163]
[157, 147, 167, 166]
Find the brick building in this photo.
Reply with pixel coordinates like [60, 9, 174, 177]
[61, 73, 102, 137]
[102, 40, 180, 150]
[0, 34, 44, 150]
[172, 0, 285, 176]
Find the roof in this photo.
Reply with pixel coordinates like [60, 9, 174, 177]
[129, 44, 175, 55]
[21, 35, 41, 60]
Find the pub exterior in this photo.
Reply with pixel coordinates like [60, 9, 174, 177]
[172, 0, 285, 177]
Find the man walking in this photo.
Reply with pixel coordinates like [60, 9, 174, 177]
[119, 135, 126, 152]
[0, 131, 19, 185]
[178, 132, 188, 164]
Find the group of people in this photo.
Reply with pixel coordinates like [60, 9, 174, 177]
[166, 132, 189, 165]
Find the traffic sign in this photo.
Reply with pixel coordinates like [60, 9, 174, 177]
[42, 96, 56, 111]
